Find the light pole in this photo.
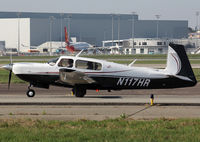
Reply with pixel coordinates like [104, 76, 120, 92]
[103, 30, 106, 41]
[49, 16, 55, 56]
[195, 11, 200, 48]
[60, 13, 64, 48]
[117, 14, 120, 46]
[132, 12, 136, 48]
[64, 15, 72, 41]
[17, 12, 21, 55]
[67, 15, 72, 40]
[111, 14, 115, 47]
[155, 15, 161, 39]
[196, 11, 199, 31]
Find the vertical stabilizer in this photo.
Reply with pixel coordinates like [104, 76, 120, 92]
[165, 43, 196, 83]
[64, 27, 75, 53]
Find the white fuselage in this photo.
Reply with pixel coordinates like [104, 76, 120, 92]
[12, 56, 168, 79]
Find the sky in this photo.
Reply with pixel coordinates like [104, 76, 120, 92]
[0, 0, 200, 28]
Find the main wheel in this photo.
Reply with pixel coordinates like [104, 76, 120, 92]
[74, 86, 86, 97]
[26, 89, 35, 97]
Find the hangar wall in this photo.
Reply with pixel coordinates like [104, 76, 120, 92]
[0, 18, 30, 52]
[0, 12, 188, 49]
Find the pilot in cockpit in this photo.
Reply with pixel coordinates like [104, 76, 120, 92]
[59, 59, 73, 68]
[87, 61, 93, 70]
[67, 59, 73, 68]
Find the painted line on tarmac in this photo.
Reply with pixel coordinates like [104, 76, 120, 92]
[0, 102, 200, 106]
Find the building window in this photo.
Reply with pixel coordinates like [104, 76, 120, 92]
[123, 41, 130, 47]
[43, 49, 48, 52]
[139, 42, 141, 45]
[140, 48, 144, 54]
[132, 48, 136, 54]
[148, 49, 154, 54]
[158, 48, 163, 53]
[157, 42, 162, 45]
[134, 42, 137, 45]
[142, 42, 147, 45]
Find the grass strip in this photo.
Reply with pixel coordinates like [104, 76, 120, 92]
[0, 118, 199, 142]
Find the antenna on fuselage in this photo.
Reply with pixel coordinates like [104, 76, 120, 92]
[75, 49, 85, 57]
[128, 59, 137, 67]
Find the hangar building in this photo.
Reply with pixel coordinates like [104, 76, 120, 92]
[0, 12, 188, 52]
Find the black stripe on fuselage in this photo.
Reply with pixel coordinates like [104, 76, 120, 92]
[16, 74, 196, 90]
[92, 76, 196, 89]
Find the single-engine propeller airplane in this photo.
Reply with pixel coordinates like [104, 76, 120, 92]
[2, 43, 197, 97]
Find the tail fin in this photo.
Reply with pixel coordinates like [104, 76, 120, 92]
[165, 43, 197, 83]
[64, 27, 75, 53]
[64, 27, 69, 45]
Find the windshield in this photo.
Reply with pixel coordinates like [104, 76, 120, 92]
[48, 58, 59, 64]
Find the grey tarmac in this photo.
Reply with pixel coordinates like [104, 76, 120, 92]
[0, 83, 200, 120]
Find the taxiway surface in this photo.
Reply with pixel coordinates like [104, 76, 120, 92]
[0, 83, 200, 120]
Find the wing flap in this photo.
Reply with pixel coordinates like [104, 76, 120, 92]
[59, 68, 96, 85]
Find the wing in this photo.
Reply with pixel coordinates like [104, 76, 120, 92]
[59, 68, 96, 85]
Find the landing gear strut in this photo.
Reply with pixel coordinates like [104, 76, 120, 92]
[26, 84, 35, 97]
[72, 86, 86, 97]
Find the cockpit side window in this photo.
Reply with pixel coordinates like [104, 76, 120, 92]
[75, 60, 102, 70]
[58, 59, 74, 68]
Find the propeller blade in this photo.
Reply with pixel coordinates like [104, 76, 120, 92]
[8, 70, 12, 90]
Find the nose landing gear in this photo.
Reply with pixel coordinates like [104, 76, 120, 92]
[26, 84, 35, 97]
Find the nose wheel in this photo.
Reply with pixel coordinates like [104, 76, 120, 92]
[26, 89, 35, 97]
[27, 84, 35, 97]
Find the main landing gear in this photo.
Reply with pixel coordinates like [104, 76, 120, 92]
[26, 84, 35, 97]
[72, 86, 86, 97]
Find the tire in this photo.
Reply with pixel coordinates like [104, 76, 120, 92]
[26, 89, 35, 97]
[74, 86, 86, 98]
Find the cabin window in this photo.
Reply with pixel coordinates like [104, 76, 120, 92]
[75, 60, 102, 70]
[58, 59, 74, 68]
